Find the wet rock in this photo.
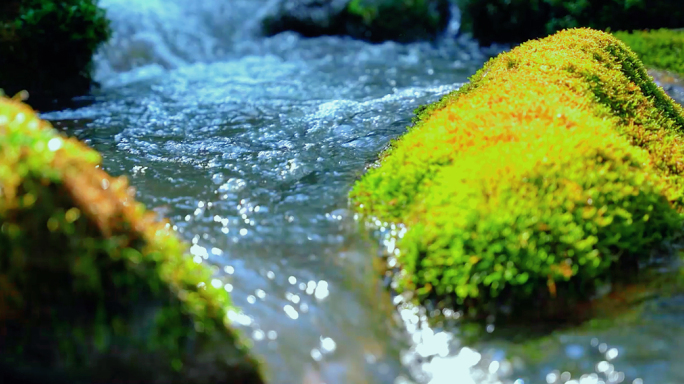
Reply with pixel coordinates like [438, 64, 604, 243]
[261, 0, 349, 38]
[650, 68, 684, 106]
[261, 0, 451, 43]
[0, 96, 264, 384]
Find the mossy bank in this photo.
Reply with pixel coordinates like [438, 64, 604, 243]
[350, 28, 684, 318]
[456, 0, 684, 45]
[0, 97, 263, 383]
[0, 0, 110, 101]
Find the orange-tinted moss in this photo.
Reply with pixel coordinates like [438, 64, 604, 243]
[350, 28, 684, 316]
[0, 96, 263, 383]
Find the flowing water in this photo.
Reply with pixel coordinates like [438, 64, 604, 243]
[39, 1, 684, 383]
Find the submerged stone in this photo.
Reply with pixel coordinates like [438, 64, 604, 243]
[0, 96, 264, 383]
[261, 0, 450, 43]
[350, 28, 684, 318]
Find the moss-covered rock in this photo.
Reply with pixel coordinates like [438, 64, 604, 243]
[456, 0, 684, 46]
[350, 28, 684, 318]
[261, 0, 450, 43]
[614, 29, 684, 77]
[0, 0, 110, 101]
[0, 96, 263, 383]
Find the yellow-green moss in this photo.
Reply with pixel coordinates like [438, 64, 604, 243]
[0, 97, 263, 383]
[614, 28, 684, 77]
[350, 28, 684, 316]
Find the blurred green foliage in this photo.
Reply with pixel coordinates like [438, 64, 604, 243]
[0, 0, 111, 99]
[456, 0, 684, 45]
[614, 28, 684, 76]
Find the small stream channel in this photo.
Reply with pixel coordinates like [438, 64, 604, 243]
[40, 1, 684, 383]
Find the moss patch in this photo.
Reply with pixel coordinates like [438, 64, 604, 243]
[0, 96, 263, 383]
[0, 0, 110, 100]
[350, 28, 684, 317]
[614, 28, 684, 77]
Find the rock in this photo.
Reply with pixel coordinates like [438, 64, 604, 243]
[0, 96, 264, 384]
[261, 0, 349, 38]
[648, 68, 684, 106]
[261, 0, 451, 43]
[350, 28, 684, 319]
[0, 0, 111, 102]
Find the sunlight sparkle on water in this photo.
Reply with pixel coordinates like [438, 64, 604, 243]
[226, 309, 252, 327]
[320, 337, 336, 353]
[48, 137, 63, 151]
[253, 329, 265, 341]
[284, 304, 299, 320]
[314, 280, 329, 300]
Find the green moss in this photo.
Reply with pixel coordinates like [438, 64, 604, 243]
[0, 0, 110, 100]
[456, 0, 684, 45]
[0, 97, 263, 383]
[345, 0, 450, 43]
[350, 28, 684, 317]
[614, 28, 684, 77]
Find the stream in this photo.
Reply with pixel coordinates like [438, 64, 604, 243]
[39, 1, 684, 383]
